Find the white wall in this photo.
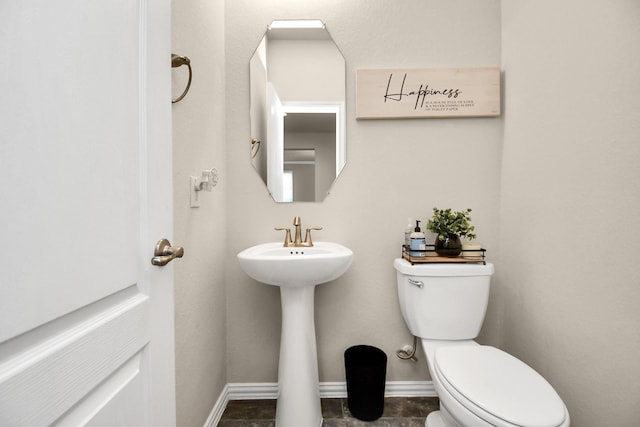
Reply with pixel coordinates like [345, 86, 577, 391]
[224, 0, 502, 384]
[269, 38, 345, 102]
[172, 1, 227, 426]
[170, 1, 640, 426]
[499, 2, 640, 426]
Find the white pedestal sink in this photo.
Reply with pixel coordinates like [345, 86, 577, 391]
[237, 242, 353, 427]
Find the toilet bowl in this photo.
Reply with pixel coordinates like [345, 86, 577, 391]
[394, 259, 570, 427]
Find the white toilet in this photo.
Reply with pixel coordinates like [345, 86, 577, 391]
[394, 259, 570, 427]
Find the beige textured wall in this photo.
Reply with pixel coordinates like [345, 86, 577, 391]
[172, 1, 227, 426]
[499, 2, 640, 426]
[224, 0, 502, 384]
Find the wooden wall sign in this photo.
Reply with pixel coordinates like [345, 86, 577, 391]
[356, 67, 500, 119]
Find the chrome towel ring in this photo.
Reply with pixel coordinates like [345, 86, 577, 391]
[171, 54, 192, 104]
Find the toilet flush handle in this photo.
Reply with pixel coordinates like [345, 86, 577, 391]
[408, 278, 424, 289]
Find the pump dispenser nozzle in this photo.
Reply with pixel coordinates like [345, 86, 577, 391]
[414, 220, 422, 232]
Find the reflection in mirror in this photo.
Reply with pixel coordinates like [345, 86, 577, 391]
[250, 20, 346, 203]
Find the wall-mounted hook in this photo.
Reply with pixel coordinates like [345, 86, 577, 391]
[171, 53, 192, 104]
[251, 138, 261, 159]
[190, 168, 218, 208]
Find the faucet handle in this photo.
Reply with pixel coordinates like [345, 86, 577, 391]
[275, 227, 293, 247]
[303, 227, 323, 246]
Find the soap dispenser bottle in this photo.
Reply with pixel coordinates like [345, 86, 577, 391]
[410, 220, 427, 257]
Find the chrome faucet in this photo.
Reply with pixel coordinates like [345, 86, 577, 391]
[275, 216, 322, 247]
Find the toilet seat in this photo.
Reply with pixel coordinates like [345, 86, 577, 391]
[434, 345, 568, 427]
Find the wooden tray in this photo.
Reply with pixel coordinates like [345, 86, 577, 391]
[402, 247, 486, 264]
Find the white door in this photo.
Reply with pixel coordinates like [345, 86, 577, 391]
[267, 83, 286, 202]
[0, 0, 176, 425]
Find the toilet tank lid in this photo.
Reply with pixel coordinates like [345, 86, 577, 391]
[393, 258, 494, 276]
[435, 346, 567, 427]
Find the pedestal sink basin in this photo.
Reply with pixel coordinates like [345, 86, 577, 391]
[238, 241, 353, 287]
[237, 241, 353, 427]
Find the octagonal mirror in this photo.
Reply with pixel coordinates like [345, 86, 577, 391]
[249, 20, 346, 202]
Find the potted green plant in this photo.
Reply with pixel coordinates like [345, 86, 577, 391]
[426, 207, 477, 257]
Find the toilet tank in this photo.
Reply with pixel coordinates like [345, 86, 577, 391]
[394, 259, 494, 340]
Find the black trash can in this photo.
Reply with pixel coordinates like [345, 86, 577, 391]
[344, 345, 387, 421]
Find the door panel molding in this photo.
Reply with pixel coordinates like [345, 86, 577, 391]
[0, 289, 149, 425]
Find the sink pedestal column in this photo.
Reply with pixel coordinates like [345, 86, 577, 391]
[276, 286, 322, 427]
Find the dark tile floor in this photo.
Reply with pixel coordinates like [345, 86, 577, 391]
[218, 396, 439, 426]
